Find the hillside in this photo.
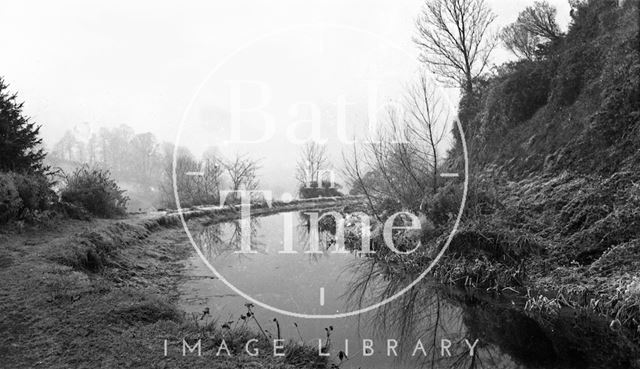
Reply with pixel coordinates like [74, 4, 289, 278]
[460, 0, 639, 175]
[440, 0, 640, 347]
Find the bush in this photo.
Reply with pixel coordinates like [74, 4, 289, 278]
[0, 171, 56, 223]
[550, 45, 601, 106]
[421, 174, 500, 227]
[0, 173, 23, 223]
[426, 182, 463, 224]
[475, 60, 553, 142]
[298, 180, 344, 199]
[12, 172, 56, 212]
[61, 166, 128, 218]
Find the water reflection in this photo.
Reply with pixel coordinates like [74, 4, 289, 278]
[345, 257, 640, 369]
[196, 212, 352, 258]
[345, 260, 498, 369]
[183, 212, 639, 369]
[197, 218, 263, 258]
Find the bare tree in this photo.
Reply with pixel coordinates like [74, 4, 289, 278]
[342, 144, 383, 222]
[405, 73, 450, 198]
[517, 1, 562, 41]
[159, 143, 199, 208]
[500, 23, 541, 61]
[130, 132, 159, 186]
[414, 0, 497, 95]
[343, 72, 450, 213]
[223, 153, 260, 198]
[295, 142, 329, 187]
[198, 147, 224, 201]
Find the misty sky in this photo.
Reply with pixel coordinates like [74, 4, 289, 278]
[0, 0, 571, 192]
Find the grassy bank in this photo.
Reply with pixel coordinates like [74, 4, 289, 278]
[332, 171, 640, 366]
[0, 212, 330, 368]
[422, 0, 640, 341]
[423, 171, 640, 337]
[334, 170, 640, 348]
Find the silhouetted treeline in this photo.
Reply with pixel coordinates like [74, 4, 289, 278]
[46, 124, 259, 210]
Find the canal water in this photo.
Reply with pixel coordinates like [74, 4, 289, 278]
[179, 212, 638, 369]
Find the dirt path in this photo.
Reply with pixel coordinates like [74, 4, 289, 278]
[0, 206, 337, 368]
[0, 219, 185, 368]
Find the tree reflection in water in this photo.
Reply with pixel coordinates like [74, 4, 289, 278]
[344, 259, 501, 369]
[196, 217, 263, 259]
[194, 213, 337, 260]
[344, 257, 639, 369]
[187, 211, 639, 369]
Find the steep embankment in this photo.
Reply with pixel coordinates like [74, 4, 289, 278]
[464, 0, 639, 176]
[445, 0, 639, 336]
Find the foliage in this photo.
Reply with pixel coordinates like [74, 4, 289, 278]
[48, 126, 262, 210]
[346, 0, 640, 338]
[0, 173, 22, 223]
[423, 181, 463, 224]
[60, 165, 128, 218]
[567, 0, 619, 40]
[0, 79, 59, 225]
[48, 125, 162, 187]
[48, 125, 165, 210]
[0, 171, 57, 224]
[515, 1, 562, 41]
[547, 41, 603, 107]
[0, 77, 47, 173]
[160, 146, 223, 209]
[452, 0, 639, 176]
[298, 180, 343, 199]
[500, 23, 543, 61]
[500, 0, 564, 62]
[524, 295, 561, 315]
[12, 172, 56, 212]
[158, 148, 260, 209]
[471, 59, 553, 159]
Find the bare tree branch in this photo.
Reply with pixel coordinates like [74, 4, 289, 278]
[295, 142, 329, 187]
[414, 0, 497, 94]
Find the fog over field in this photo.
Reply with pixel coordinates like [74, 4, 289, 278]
[2, 1, 639, 368]
[0, 0, 571, 195]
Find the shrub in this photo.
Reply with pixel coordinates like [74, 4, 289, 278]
[0, 171, 56, 223]
[476, 60, 553, 140]
[426, 182, 463, 225]
[12, 172, 56, 212]
[0, 173, 23, 223]
[298, 180, 344, 199]
[550, 45, 601, 106]
[61, 165, 128, 218]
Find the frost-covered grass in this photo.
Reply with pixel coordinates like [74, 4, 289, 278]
[0, 217, 329, 369]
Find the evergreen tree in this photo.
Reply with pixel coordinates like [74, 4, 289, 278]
[0, 77, 46, 173]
